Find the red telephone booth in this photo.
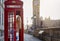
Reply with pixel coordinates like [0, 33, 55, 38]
[4, 0, 24, 41]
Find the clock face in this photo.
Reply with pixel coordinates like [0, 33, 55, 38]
[34, 0, 39, 5]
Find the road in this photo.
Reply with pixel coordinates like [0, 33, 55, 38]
[24, 34, 42, 41]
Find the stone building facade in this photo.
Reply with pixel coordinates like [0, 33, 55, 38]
[0, 0, 4, 41]
[42, 19, 60, 28]
[40, 27, 60, 41]
[39, 19, 60, 41]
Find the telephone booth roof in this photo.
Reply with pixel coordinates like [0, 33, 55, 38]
[5, 0, 23, 8]
[5, 0, 23, 5]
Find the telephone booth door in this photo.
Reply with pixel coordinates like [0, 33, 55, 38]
[8, 11, 16, 41]
[7, 11, 22, 41]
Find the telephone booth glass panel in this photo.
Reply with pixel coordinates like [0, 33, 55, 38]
[8, 12, 14, 41]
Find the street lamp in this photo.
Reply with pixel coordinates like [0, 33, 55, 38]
[34, 16, 36, 19]
[41, 20, 43, 28]
[33, 16, 36, 29]
[27, 17, 28, 31]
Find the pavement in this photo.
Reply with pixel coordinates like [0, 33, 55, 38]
[24, 34, 42, 41]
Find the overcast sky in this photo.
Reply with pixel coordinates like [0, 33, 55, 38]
[22, 0, 60, 26]
[22, 0, 33, 26]
[40, 0, 60, 20]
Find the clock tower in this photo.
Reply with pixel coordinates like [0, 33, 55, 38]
[33, 0, 40, 28]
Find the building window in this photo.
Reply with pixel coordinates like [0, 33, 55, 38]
[0, 0, 4, 4]
[0, 8, 1, 25]
[1, 31, 3, 36]
[2, 13, 3, 25]
[2, 8, 4, 25]
[0, 0, 1, 3]
[0, 31, 1, 36]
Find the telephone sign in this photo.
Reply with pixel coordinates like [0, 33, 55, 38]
[7, 5, 21, 8]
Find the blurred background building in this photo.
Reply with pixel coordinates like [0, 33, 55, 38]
[33, 0, 40, 28]
[0, 0, 4, 41]
[42, 17, 60, 28]
[30, 0, 41, 37]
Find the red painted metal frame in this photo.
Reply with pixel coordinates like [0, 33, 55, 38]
[4, 0, 24, 41]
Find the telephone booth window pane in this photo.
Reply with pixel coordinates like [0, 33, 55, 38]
[10, 23, 12, 27]
[8, 12, 14, 41]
